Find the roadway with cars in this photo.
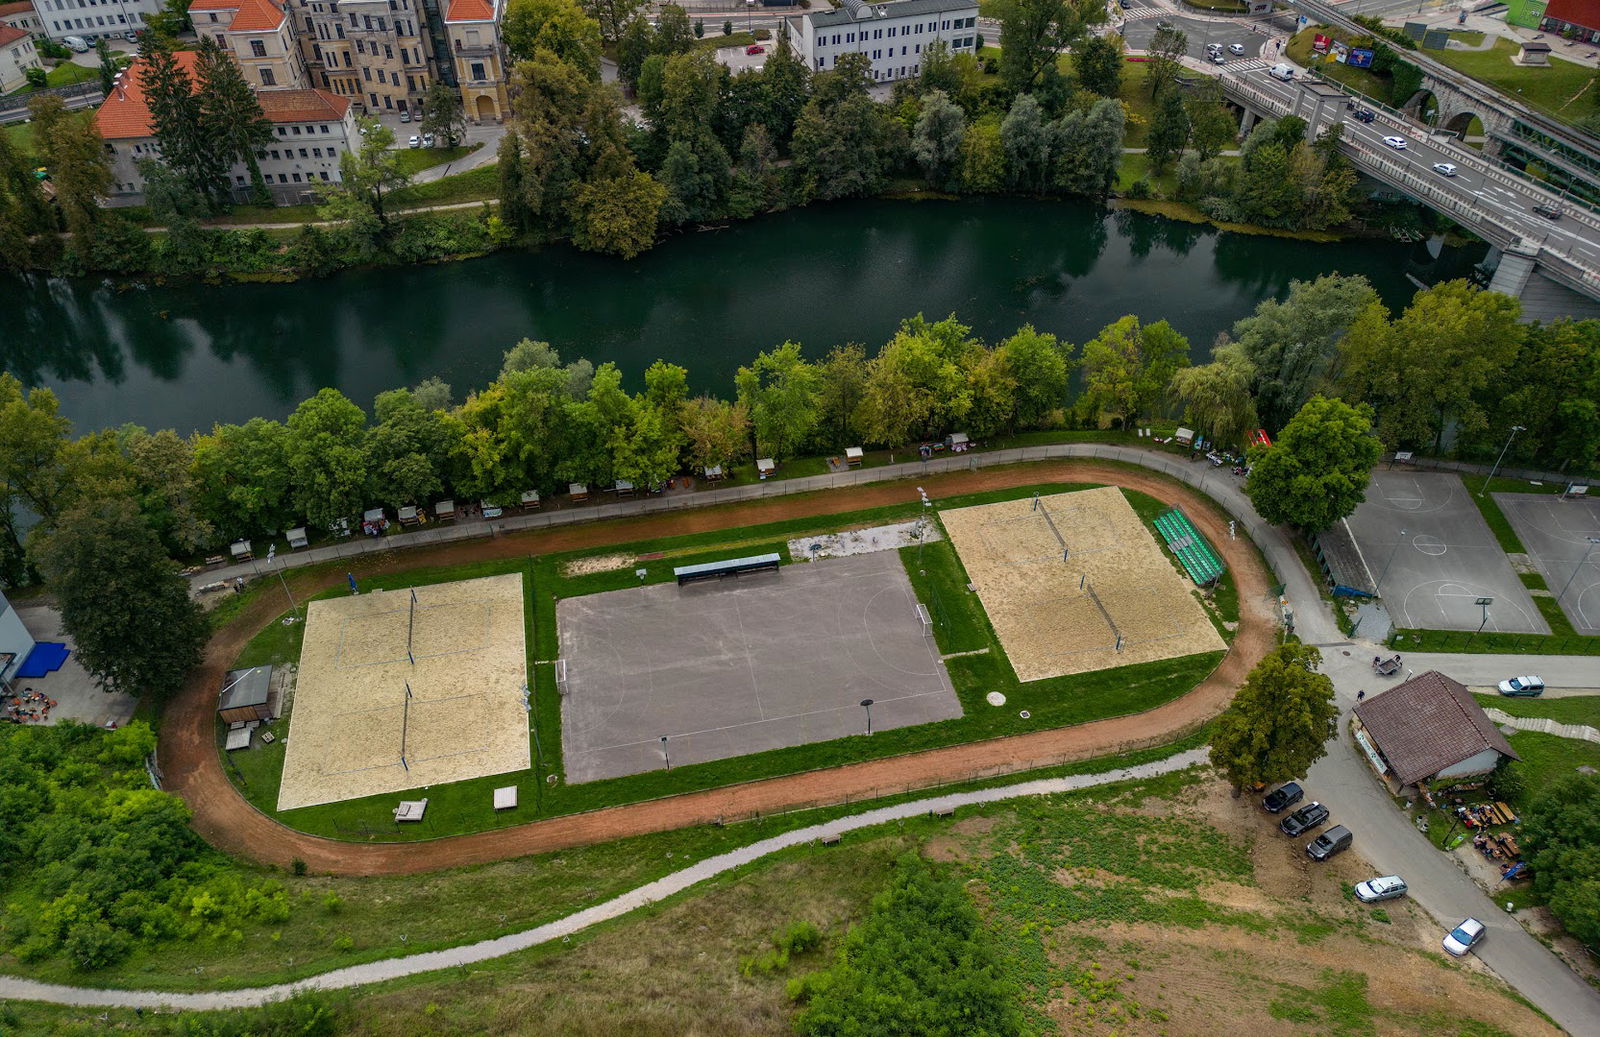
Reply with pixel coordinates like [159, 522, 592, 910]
[1119, 12, 1269, 65]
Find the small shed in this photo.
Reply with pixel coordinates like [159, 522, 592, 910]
[845, 447, 864, 468]
[756, 458, 776, 479]
[570, 483, 590, 502]
[944, 432, 971, 452]
[1174, 427, 1195, 446]
[286, 526, 309, 549]
[704, 464, 725, 481]
[1518, 39, 1552, 65]
[397, 505, 422, 527]
[1352, 671, 1520, 788]
[520, 490, 541, 510]
[217, 665, 274, 725]
[229, 539, 254, 562]
[1310, 519, 1377, 597]
[614, 479, 635, 496]
[493, 785, 519, 811]
[434, 499, 456, 522]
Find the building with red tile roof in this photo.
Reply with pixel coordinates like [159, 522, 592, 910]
[1543, 0, 1600, 40]
[96, 53, 357, 205]
[0, 21, 40, 93]
[187, 0, 306, 91]
[0, 1, 43, 38]
[444, 0, 507, 124]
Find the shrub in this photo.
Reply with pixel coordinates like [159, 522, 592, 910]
[1124, 178, 1153, 199]
[322, 892, 343, 914]
[291, 858, 308, 876]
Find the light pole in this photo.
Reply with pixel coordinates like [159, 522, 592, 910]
[1377, 529, 1408, 594]
[661, 735, 670, 770]
[1467, 596, 1494, 646]
[1556, 536, 1600, 606]
[860, 698, 874, 735]
[1481, 424, 1526, 496]
[746, 0, 754, 33]
[916, 486, 932, 566]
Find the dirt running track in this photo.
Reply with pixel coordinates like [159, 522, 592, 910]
[164, 462, 1275, 876]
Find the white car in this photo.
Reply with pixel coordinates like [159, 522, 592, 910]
[1443, 917, 1486, 956]
[1353, 876, 1408, 903]
[1229, 43, 1246, 55]
[423, 133, 436, 148]
[1383, 136, 1407, 150]
[407, 135, 421, 148]
[1432, 162, 1458, 177]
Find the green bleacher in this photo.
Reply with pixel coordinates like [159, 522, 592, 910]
[1153, 508, 1226, 585]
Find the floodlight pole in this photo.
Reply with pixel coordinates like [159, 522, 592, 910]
[661, 735, 670, 770]
[1377, 529, 1408, 594]
[1467, 597, 1494, 646]
[916, 487, 933, 566]
[860, 698, 874, 735]
[1481, 425, 1526, 496]
[1556, 536, 1600, 605]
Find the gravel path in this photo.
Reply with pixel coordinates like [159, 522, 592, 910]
[0, 749, 1207, 1010]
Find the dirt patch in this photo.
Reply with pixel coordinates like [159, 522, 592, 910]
[562, 553, 637, 577]
[940, 488, 1224, 680]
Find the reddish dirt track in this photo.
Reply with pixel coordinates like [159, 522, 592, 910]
[164, 462, 1274, 876]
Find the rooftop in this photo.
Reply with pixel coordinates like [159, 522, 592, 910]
[218, 665, 272, 712]
[0, 22, 26, 46]
[229, 0, 287, 32]
[808, 0, 977, 29]
[1546, 0, 1600, 28]
[445, 0, 495, 22]
[1354, 671, 1518, 786]
[97, 52, 348, 139]
[0, 1, 35, 17]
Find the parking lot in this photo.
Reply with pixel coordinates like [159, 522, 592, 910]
[1345, 471, 1547, 634]
[1496, 492, 1600, 635]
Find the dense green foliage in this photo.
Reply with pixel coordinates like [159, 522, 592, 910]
[0, 722, 290, 971]
[1521, 774, 1600, 946]
[792, 854, 1024, 1036]
[1245, 394, 1383, 532]
[1209, 643, 1339, 792]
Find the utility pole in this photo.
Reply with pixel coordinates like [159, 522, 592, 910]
[1481, 425, 1525, 496]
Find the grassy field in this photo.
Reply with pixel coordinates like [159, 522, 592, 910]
[1434, 38, 1600, 128]
[1288, 29, 1397, 105]
[392, 143, 481, 178]
[5, 766, 1555, 1034]
[386, 163, 498, 207]
[223, 482, 1232, 841]
[1472, 692, 1600, 728]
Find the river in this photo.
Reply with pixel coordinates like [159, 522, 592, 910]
[1, 198, 1474, 436]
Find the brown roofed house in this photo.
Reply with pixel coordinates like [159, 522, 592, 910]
[1352, 671, 1519, 788]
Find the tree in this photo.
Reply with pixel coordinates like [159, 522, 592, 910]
[0, 373, 76, 529]
[997, 0, 1103, 97]
[1146, 86, 1190, 173]
[857, 316, 978, 447]
[569, 164, 666, 258]
[913, 90, 966, 191]
[30, 96, 112, 243]
[1001, 92, 1050, 191]
[998, 325, 1071, 428]
[1244, 394, 1381, 532]
[115, 425, 212, 554]
[284, 388, 370, 531]
[580, 0, 646, 43]
[1186, 83, 1239, 163]
[1079, 315, 1190, 429]
[328, 116, 411, 228]
[791, 90, 903, 201]
[94, 39, 120, 94]
[654, 3, 697, 55]
[504, 0, 604, 79]
[196, 37, 273, 205]
[1146, 25, 1188, 96]
[727, 123, 780, 218]
[693, 17, 704, 38]
[678, 396, 749, 473]
[735, 341, 820, 459]
[29, 498, 207, 704]
[961, 118, 1005, 192]
[192, 417, 294, 539]
[420, 82, 468, 146]
[138, 36, 227, 208]
[1521, 775, 1600, 947]
[1049, 96, 1123, 197]
[1169, 343, 1258, 451]
[1074, 34, 1122, 98]
[616, 16, 654, 88]
[723, 20, 732, 36]
[1208, 643, 1339, 795]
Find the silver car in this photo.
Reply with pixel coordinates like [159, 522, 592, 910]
[1353, 875, 1407, 902]
[1443, 917, 1485, 956]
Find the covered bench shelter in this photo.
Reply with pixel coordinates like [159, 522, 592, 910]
[217, 665, 274, 725]
[1352, 671, 1519, 790]
[674, 553, 781, 586]
[1311, 519, 1377, 597]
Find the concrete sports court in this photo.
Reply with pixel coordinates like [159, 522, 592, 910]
[556, 551, 960, 783]
[1345, 471, 1546, 635]
[1496, 492, 1600, 635]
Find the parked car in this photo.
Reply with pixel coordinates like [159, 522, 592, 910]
[1211, 52, 1227, 64]
[1229, 43, 1246, 55]
[1433, 162, 1458, 177]
[408, 135, 421, 148]
[1533, 202, 1563, 220]
[1382, 135, 1407, 150]
[400, 110, 412, 123]
[746, 44, 766, 55]
[63, 35, 89, 52]
[422, 133, 436, 147]
[1498, 675, 1545, 697]
[1443, 917, 1486, 956]
[1280, 801, 1329, 837]
[1353, 876, 1408, 903]
[1262, 782, 1303, 814]
[1307, 825, 1353, 860]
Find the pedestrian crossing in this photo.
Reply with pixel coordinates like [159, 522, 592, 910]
[1119, 6, 1161, 18]
[1224, 58, 1271, 73]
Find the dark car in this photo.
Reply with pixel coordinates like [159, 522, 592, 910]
[1280, 801, 1329, 837]
[1534, 203, 1563, 220]
[1307, 824, 1353, 861]
[1262, 782, 1304, 814]
[1354, 108, 1376, 123]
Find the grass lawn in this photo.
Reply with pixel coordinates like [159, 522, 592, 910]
[1472, 692, 1600, 729]
[694, 31, 758, 51]
[386, 162, 498, 207]
[225, 482, 1232, 841]
[391, 142, 481, 178]
[1503, 729, 1600, 791]
[2, 120, 36, 162]
[1434, 38, 1599, 128]
[1288, 28, 1396, 105]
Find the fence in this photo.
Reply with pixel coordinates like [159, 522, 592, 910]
[0, 81, 103, 119]
[1386, 451, 1598, 486]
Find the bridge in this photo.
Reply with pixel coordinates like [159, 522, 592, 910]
[1288, 0, 1600, 202]
[1220, 68, 1600, 318]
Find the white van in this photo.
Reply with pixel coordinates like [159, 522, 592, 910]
[63, 35, 90, 52]
[1268, 63, 1295, 82]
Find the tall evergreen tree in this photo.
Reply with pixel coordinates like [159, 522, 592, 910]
[196, 37, 274, 206]
[139, 38, 228, 208]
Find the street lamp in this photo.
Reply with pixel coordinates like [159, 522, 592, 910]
[1556, 536, 1600, 606]
[860, 698, 874, 735]
[660, 735, 670, 769]
[1481, 424, 1526, 496]
[1467, 596, 1494, 646]
[916, 486, 932, 565]
[1377, 529, 1408, 594]
[746, 0, 754, 33]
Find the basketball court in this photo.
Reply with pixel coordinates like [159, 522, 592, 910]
[556, 551, 960, 784]
[276, 573, 531, 811]
[1496, 491, 1600, 635]
[1345, 471, 1546, 634]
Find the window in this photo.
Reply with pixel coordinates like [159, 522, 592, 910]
[382, 95, 392, 108]
[470, 60, 485, 79]
[320, 171, 330, 181]
[313, 147, 322, 156]
[299, 147, 308, 157]
[320, 124, 329, 132]
[270, 148, 280, 158]
[887, 26, 895, 37]
[846, 32, 853, 42]
[251, 38, 266, 56]
[213, 32, 224, 46]
[815, 55, 823, 68]
[377, 16, 385, 30]
[383, 43, 392, 59]
[235, 175, 245, 185]
[356, 38, 364, 53]
[369, 92, 377, 105]
[292, 172, 302, 182]
[362, 65, 371, 80]
[873, 28, 881, 39]
[260, 67, 276, 85]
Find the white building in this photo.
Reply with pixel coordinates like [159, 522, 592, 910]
[0, 588, 35, 694]
[33, 0, 159, 41]
[0, 22, 40, 91]
[96, 50, 358, 205]
[0, 1, 46, 37]
[785, 0, 980, 83]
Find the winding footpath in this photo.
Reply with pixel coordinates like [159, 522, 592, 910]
[0, 749, 1207, 1010]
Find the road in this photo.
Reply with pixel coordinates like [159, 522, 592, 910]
[1120, 11, 1271, 65]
